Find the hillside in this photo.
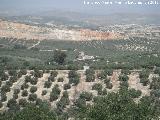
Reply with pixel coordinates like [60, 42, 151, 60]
[0, 69, 157, 111]
[0, 9, 160, 120]
[0, 19, 124, 41]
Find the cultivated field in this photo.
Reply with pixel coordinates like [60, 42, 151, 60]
[0, 69, 157, 112]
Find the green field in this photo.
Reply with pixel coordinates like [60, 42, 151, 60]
[0, 37, 160, 70]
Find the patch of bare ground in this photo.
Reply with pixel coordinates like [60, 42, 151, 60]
[36, 73, 50, 100]
[109, 70, 121, 92]
[128, 72, 151, 102]
[0, 20, 124, 41]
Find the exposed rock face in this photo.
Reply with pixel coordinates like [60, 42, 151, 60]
[0, 19, 124, 41]
[80, 29, 122, 40]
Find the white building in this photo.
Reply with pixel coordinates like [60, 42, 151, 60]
[77, 52, 94, 61]
[83, 66, 90, 71]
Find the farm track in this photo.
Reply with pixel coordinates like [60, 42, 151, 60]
[28, 40, 41, 49]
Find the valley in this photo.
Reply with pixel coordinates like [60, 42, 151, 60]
[0, 10, 160, 120]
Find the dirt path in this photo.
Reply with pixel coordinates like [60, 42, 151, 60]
[28, 40, 41, 49]
[109, 70, 121, 92]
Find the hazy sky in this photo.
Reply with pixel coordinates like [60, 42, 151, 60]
[0, 0, 160, 15]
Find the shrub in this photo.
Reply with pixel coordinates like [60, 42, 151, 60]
[140, 78, 149, 86]
[42, 90, 47, 96]
[28, 94, 37, 101]
[1, 85, 10, 93]
[17, 69, 27, 78]
[50, 85, 61, 102]
[56, 101, 66, 112]
[64, 84, 71, 90]
[36, 98, 43, 106]
[0, 70, 4, 76]
[56, 93, 70, 110]
[54, 50, 67, 65]
[129, 88, 142, 98]
[69, 70, 80, 85]
[13, 94, 18, 99]
[85, 91, 159, 120]
[52, 85, 61, 94]
[69, 77, 79, 85]
[104, 78, 110, 84]
[48, 76, 55, 82]
[106, 82, 113, 89]
[150, 77, 160, 90]
[86, 68, 95, 75]
[86, 75, 95, 82]
[120, 81, 129, 88]
[25, 76, 32, 83]
[154, 67, 160, 75]
[1, 93, 7, 102]
[44, 81, 52, 88]
[19, 98, 28, 107]
[30, 71, 35, 76]
[119, 75, 129, 81]
[58, 77, 64, 82]
[8, 70, 17, 76]
[30, 86, 37, 93]
[6, 81, 13, 87]
[19, 69, 27, 75]
[0, 101, 3, 108]
[21, 83, 29, 90]
[74, 98, 86, 109]
[1, 73, 8, 81]
[92, 83, 103, 95]
[0, 81, 2, 87]
[17, 71, 23, 78]
[102, 89, 108, 95]
[30, 77, 38, 85]
[14, 89, 20, 94]
[97, 71, 106, 80]
[51, 71, 58, 77]
[9, 76, 18, 83]
[22, 90, 28, 97]
[62, 91, 69, 98]
[50, 92, 59, 102]
[34, 70, 43, 78]
[79, 92, 93, 101]
[24, 83, 29, 89]
[7, 98, 17, 108]
[150, 90, 160, 98]
[69, 70, 78, 78]
[139, 69, 150, 79]
[104, 78, 113, 89]
[14, 44, 26, 49]
[104, 69, 113, 76]
[4, 102, 57, 119]
[8, 102, 20, 112]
